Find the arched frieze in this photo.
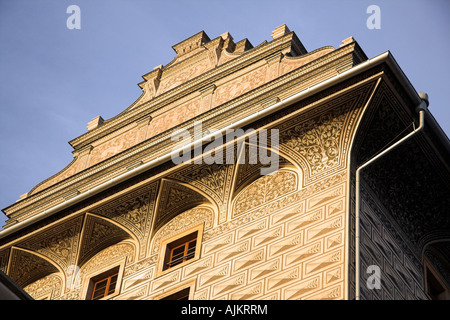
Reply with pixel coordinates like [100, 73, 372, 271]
[90, 180, 159, 259]
[15, 215, 84, 272]
[149, 205, 215, 257]
[168, 162, 234, 209]
[152, 179, 211, 232]
[77, 240, 136, 300]
[77, 213, 138, 267]
[231, 141, 301, 199]
[279, 106, 347, 179]
[278, 81, 375, 186]
[231, 168, 299, 218]
[7, 247, 62, 290]
[80, 239, 136, 277]
[419, 233, 450, 256]
[24, 272, 64, 300]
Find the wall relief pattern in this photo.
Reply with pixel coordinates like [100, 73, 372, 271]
[2, 78, 380, 300]
[279, 82, 374, 186]
[8, 248, 59, 289]
[153, 180, 209, 231]
[17, 215, 84, 272]
[354, 182, 430, 300]
[77, 214, 133, 267]
[214, 67, 267, 107]
[153, 173, 347, 299]
[233, 170, 298, 217]
[24, 273, 63, 300]
[353, 82, 450, 249]
[91, 181, 159, 259]
[150, 206, 214, 256]
[81, 241, 135, 277]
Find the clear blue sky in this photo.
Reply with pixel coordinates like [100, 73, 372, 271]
[0, 0, 449, 227]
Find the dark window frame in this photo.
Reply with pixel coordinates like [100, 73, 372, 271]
[163, 231, 198, 271]
[160, 287, 190, 300]
[86, 266, 120, 300]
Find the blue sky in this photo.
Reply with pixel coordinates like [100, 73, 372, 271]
[0, 0, 449, 227]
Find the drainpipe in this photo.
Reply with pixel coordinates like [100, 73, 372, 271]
[354, 92, 429, 300]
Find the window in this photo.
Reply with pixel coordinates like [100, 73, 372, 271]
[91, 272, 118, 300]
[163, 232, 198, 271]
[86, 266, 120, 300]
[161, 287, 190, 300]
[157, 223, 203, 277]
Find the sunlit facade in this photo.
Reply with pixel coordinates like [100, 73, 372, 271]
[1, 25, 449, 300]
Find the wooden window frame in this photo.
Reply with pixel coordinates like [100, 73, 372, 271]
[90, 270, 119, 300]
[157, 224, 203, 277]
[160, 287, 190, 300]
[85, 264, 123, 300]
[153, 279, 196, 300]
[164, 233, 197, 271]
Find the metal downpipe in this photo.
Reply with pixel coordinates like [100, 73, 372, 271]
[354, 93, 429, 300]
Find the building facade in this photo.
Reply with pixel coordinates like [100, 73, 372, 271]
[0, 25, 449, 300]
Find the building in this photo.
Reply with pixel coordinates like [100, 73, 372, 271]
[0, 25, 449, 300]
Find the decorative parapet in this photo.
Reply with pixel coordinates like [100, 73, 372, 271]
[172, 31, 211, 58]
[87, 116, 104, 131]
[272, 24, 291, 40]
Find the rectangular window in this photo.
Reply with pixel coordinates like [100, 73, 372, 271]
[163, 231, 198, 271]
[87, 266, 120, 300]
[157, 223, 204, 277]
[161, 287, 190, 300]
